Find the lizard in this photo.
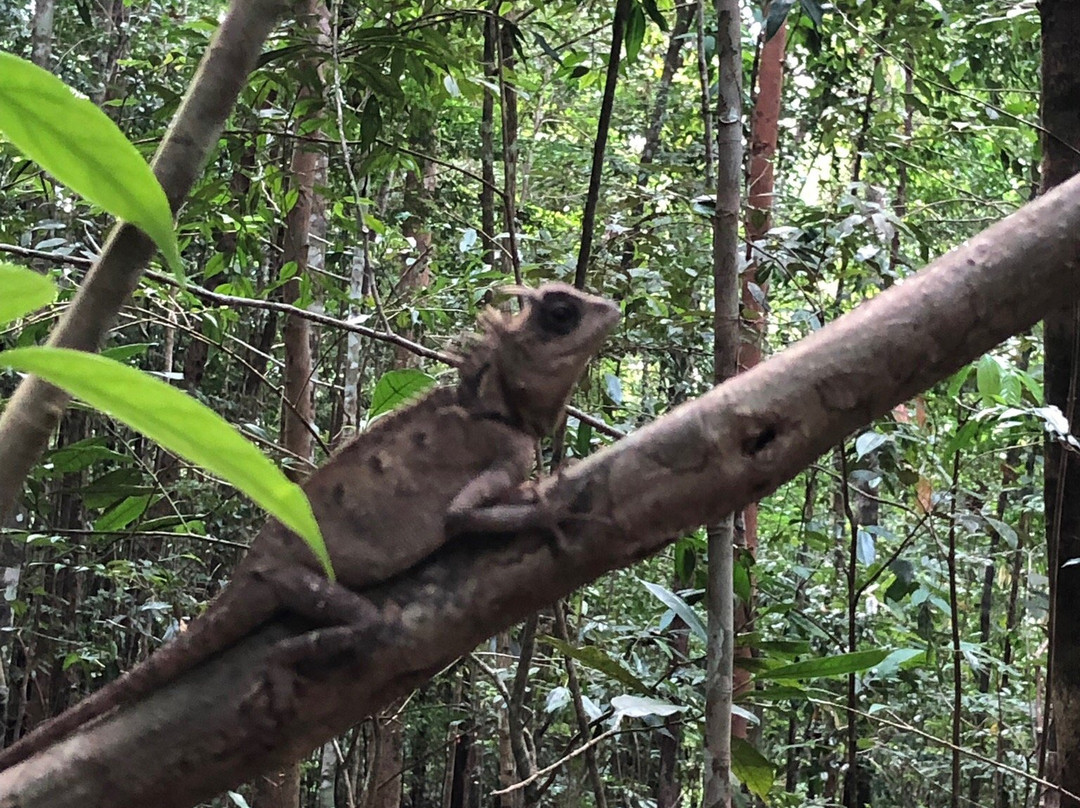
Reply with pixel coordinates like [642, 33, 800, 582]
[0, 281, 619, 771]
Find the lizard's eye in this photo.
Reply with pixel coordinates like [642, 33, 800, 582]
[538, 295, 582, 336]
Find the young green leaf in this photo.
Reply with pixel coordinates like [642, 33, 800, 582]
[0, 263, 56, 325]
[0, 347, 332, 577]
[758, 648, 890, 681]
[367, 369, 436, 421]
[0, 53, 182, 274]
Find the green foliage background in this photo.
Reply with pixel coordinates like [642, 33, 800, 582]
[0, 0, 1048, 805]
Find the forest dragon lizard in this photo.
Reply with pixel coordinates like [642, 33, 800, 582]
[0, 282, 619, 770]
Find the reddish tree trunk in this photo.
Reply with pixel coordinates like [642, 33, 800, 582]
[732, 18, 785, 742]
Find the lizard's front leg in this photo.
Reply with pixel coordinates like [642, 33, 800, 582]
[443, 462, 527, 535]
[254, 565, 381, 627]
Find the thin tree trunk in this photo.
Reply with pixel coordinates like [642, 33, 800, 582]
[732, 11, 785, 742]
[30, 0, 55, 68]
[260, 1, 331, 804]
[496, 14, 522, 284]
[365, 704, 404, 808]
[574, 0, 631, 288]
[554, 601, 608, 808]
[495, 633, 521, 808]
[480, 8, 499, 272]
[704, 0, 742, 805]
[620, 3, 694, 273]
[946, 446, 963, 808]
[507, 617, 539, 806]
[656, 623, 689, 808]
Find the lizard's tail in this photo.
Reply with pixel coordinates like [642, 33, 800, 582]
[0, 585, 263, 771]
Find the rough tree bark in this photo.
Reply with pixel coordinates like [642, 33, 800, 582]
[6, 163, 1080, 808]
[1040, 2, 1080, 805]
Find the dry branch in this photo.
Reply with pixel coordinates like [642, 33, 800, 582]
[4, 161, 1080, 808]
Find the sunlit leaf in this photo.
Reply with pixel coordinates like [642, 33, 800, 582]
[856, 528, 876, 565]
[0, 53, 181, 274]
[0, 347, 332, 577]
[0, 263, 57, 325]
[95, 494, 154, 532]
[976, 354, 1002, 400]
[854, 430, 887, 459]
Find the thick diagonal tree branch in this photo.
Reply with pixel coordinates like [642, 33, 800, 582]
[4, 173, 1080, 808]
[0, 0, 291, 521]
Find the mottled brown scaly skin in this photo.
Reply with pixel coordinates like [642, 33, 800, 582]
[0, 283, 618, 771]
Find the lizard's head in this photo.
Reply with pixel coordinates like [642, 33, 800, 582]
[463, 282, 619, 438]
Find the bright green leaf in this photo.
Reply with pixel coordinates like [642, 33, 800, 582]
[731, 737, 776, 800]
[759, 649, 890, 681]
[0, 263, 57, 325]
[942, 418, 980, 459]
[624, 3, 646, 62]
[874, 648, 926, 677]
[946, 364, 973, 399]
[545, 636, 650, 693]
[0, 53, 181, 274]
[976, 354, 1002, 400]
[102, 343, 154, 362]
[368, 369, 436, 421]
[0, 347, 332, 577]
[95, 494, 154, 532]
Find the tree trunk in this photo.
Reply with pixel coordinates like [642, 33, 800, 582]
[263, 1, 331, 804]
[365, 704, 404, 808]
[732, 12, 785, 743]
[1040, 3, 1080, 805]
[704, 0, 742, 804]
[30, 0, 55, 68]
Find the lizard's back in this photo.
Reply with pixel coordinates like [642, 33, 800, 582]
[255, 385, 534, 586]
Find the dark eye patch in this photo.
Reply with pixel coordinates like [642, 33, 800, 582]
[537, 291, 582, 336]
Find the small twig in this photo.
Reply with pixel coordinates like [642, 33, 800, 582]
[0, 243, 626, 438]
[491, 726, 619, 796]
[6, 528, 249, 550]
